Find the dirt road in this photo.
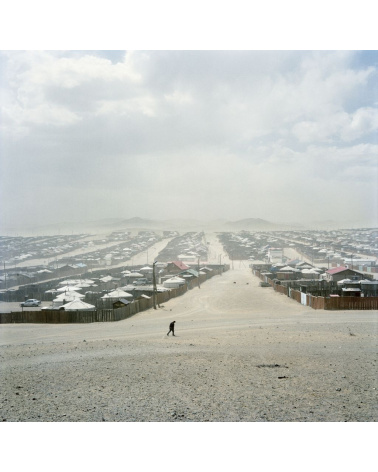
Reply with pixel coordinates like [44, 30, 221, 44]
[0, 265, 377, 422]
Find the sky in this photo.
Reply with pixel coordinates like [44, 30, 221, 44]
[0, 4, 376, 460]
[1, 49, 377, 230]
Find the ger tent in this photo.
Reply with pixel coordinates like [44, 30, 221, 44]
[101, 289, 133, 299]
[56, 285, 83, 292]
[60, 300, 95, 311]
[54, 291, 85, 301]
[163, 276, 186, 288]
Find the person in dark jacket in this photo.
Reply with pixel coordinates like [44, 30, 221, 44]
[167, 321, 176, 336]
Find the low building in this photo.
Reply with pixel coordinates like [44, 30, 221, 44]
[268, 248, 283, 263]
[165, 261, 190, 275]
[324, 266, 370, 283]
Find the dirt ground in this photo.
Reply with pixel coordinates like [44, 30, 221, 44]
[0, 262, 377, 422]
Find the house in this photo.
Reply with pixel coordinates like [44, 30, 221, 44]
[165, 261, 190, 275]
[113, 298, 131, 309]
[324, 266, 368, 283]
[286, 259, 302, 267]
[97, 275, 118, 290]
[180, 268, 199, 277]
[57, 264, 79, 274]
[295, 261, 314, 269]
[177, 254, 198, 263]
[268, 248, 283, 263]
[17, 273, 37, 285]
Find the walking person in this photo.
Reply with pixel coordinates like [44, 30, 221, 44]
[167, 321, 176, 336]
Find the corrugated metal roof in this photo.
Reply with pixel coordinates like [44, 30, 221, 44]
[171, 261, 190, 270]
[326, 266, 349, 275]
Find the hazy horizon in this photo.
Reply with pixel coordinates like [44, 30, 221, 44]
[1, 51, 377, 231]
[1, 214, 377, 238]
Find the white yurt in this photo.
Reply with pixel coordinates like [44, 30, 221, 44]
[101, 289, 133, 299]
[59, 279, 95, 287]
[60, 300, 96, 311]
[163, 276, 186, 288]
[54, 291, 85, 301]
[59, 279, 80, 286]
[56, 285, 83, 292]
[52, 291, 85, 308]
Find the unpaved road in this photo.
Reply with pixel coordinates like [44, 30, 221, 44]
[0, 265, 377, 422]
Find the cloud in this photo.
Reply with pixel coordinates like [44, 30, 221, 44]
[0, 50, 377, 229]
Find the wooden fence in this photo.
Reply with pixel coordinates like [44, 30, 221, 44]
[0, 268, 224, 324]
[322, 296, 378, 310]
[253, 269, 378, 311]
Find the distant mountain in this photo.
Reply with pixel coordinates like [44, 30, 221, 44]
[224, 218, 284, 231]
[116, 217, 285, 232]
[114, 217, 211, 231]
[113, 217, 159, 228]
[0, 216, 321, 236]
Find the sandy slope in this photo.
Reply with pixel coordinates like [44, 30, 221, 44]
[0, 265, 377, 422]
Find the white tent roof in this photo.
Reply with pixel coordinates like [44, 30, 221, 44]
[279, 266, 300, 272]
[163, 276, 186, 287]
[56, 285, 83, 292]
[337, 278, 355, 284]
[59, 279, 95, 285]
[61, 300, 95, 311]
[101, 289, 133, 299]
[166, 276, 185, 282]
[99, 276, 113, 283]
[54, 291, 85, 301]
[59, 279, 80, 286]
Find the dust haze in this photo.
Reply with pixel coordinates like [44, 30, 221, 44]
[1, 50, 377, 234]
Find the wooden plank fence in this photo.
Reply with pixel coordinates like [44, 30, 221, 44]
[253, 269, 378, 311]
[0, 267, 224, 324]
[323, 296, 378, 310]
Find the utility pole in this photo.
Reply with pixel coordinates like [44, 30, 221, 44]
[152, 261, 157, 309]
[198, 257, 201, 289]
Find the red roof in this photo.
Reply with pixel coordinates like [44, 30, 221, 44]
[171, 261, 190, 270]
[326, 266, 349, 275]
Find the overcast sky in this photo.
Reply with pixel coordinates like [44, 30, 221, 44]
[1, 50, 377, 230]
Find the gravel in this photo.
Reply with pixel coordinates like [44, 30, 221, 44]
[1, 267, 377, 422]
